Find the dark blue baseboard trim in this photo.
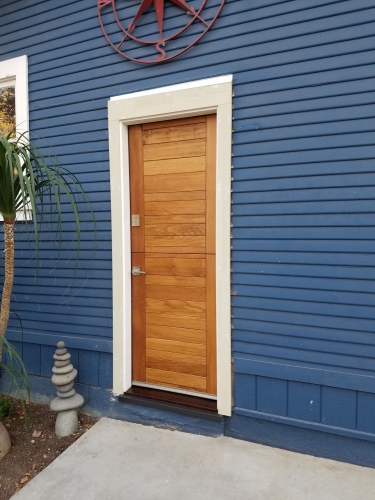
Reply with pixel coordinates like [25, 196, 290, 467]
[226, 413, 375, 469]
[3, 373, 375, 467]
[234, 407, 375, 443]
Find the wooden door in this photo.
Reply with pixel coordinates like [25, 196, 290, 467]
[130, 115, 216, 395]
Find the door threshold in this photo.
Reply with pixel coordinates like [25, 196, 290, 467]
[132, 381, 217, 400]
[119, 386, 223, 423]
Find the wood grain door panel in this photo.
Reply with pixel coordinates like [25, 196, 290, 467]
[130, 115, 217, 395]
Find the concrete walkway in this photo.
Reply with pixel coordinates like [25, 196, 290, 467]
[13, 417, 375, 500]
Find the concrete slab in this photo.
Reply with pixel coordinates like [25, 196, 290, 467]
[13, 417, 375, 500]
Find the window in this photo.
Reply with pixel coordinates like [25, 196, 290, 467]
[0, 55, 28, 138]
[0, 84, 16, 137]
[0, 56, 29, 221]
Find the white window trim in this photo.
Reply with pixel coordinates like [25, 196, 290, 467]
[0, 56, 29, 222]
[108, 75, 233, 416]
[0, 55, 29, 137]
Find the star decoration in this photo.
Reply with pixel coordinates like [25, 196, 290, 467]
[129, 0, 196, 38]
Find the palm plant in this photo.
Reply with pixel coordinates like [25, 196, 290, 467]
[0, 132, 94, 361]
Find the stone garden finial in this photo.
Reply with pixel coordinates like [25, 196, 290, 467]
[50, 341, 84, 437]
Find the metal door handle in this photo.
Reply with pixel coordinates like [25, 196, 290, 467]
[132, 266, 146, 276]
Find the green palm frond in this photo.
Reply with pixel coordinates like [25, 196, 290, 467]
[0, 132, 96, 270]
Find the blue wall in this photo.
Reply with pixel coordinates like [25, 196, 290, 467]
[1, 0, 375, 463]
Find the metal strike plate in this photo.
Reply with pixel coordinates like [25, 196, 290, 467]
[131, 214, 140, 227]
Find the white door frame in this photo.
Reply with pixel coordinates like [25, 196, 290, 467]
[108, 75, 233, 416]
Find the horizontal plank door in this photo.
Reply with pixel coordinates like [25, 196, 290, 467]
[130, 115, 217, 395]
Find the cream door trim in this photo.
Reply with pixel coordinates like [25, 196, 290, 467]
[108, 75, 233, 416]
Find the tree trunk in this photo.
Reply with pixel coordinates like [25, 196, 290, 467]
[0, 220, 15, 361]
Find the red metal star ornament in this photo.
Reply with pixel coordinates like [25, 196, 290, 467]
[98, 0, 226, 64]
[129, 0, 197, 37]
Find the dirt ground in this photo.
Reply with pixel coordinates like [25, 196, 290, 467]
[0, 399, 98, 500]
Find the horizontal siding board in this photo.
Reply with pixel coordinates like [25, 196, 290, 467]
[233, 159, 375, 181]
[12, 285, 112, 300]
[14, 257, 111, 270]
[233, 306, 375, 335]
[233, 284, 375, 308]
[7, 299, 112, 314]
[235, 117, 375, 144]
[31, 108, 108, 129]
[232, 317, 375, 348]
[0, 0, 47, 16]
[34, 130, 109, 146]
[232, 237, 375, 252]
[6, 303, 112, 322]
[12, 276, 112, 289]
[232, 215, 375, 227]
[231, 261, 375, 280]
[234, 85, 375, 115]
[7, 318, 111, 337]
[30, 100, 108, 121]
[11, 267, 111, 280]
[234, 102, 375, 131]
[233, 187, 374, 202]
[233, 330, 375, 360]
[233, 340, 375, 372]
[233, 146, 375, 169]
[12, 240, 111, 253]
[233, 299, 375, 333]
[234, 131, 375, 156]
[14, 248, 112, 262]
[232, 227, 375, 239]
[232, 272, 375, 294]
[34, 122, 109, 139]
[231, 250, 375, 266]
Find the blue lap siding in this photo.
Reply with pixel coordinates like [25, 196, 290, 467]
[1, 0, 375, 464]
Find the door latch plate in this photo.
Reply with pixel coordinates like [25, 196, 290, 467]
[131, 214, 140, 227]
